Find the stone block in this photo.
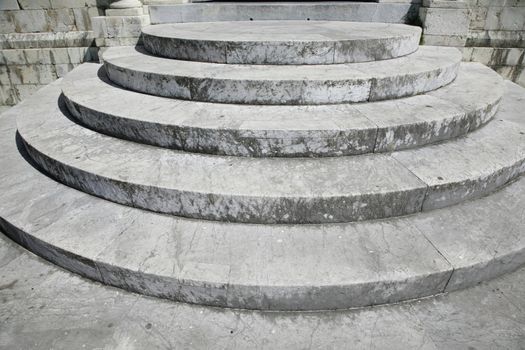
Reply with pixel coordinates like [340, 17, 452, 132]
[93, 15, 150, 40]
[10, 10, 48, 33]
[50, 0, 87, 8]
[495, 66, 525, 87]
[0, 66, 11, 85]
[55, 63, 79, 78]
[467, 30, 525, 48]
[149, 3, 418, 25]
[101, 36, 142, 47]
[106, 8, 144, 16]
[0, 85, 19, 105]
[46, 9, 76, 32]
[0, 12, 16, 34]
[8, 64, 58, 85]
[0, 32, 95, 50]
[419, 7, 469, 36]
[468, 7, 488, 30]
[485, 6, 525, 31]
[73, 8, 93, 31]
[422, 0, 468, 8]
[17, 0, 52, 9]
[422, 34, 467, 46]
[0, 0, 19, 10]
[461, 47, 525, 66]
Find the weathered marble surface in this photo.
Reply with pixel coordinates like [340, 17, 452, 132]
[102, 45, 462, 105]
[19, 80, 525, 224]
[2, 231, 525, 350]
[19, 83, 428, 224]
[2, 92, 525, 310]
[62, 63, 503, 157]
[149, 2, 420, 25]
[142, 21, 421, 64]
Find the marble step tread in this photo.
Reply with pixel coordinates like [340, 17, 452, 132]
[141, 21, 422, 65]
[2, 234, 525, 350]
[18, 80, 525, 224]
[62, 62, 503, 157]
[3, 94, 525, 311]
[102, 45, 461, 105]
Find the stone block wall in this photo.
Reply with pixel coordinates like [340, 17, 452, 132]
[420, 0, 525, 86]
[0, 0, 107, 106]
[465, 0, 525, 85]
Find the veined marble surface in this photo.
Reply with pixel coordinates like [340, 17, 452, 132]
[142, 21, 421, 64]
[0, 81, 524, 310]
[1, 229, 525, 349]
[17, 81, 525, 224]
[102, 45, 461, 105]
[62, 62, 503, 157]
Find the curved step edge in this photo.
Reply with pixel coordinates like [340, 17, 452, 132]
[141, 21, 422, 65]
[17, 81, 525, 225]
[102, 45, 462, 105]
[2, 92, 525, 310]
[62, 62, 504, 157]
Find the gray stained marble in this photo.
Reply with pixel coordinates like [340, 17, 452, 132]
[1, 96, 525, 310]
[17, 80, 525, 225]
[62, 62, 504, 157]
[142, 21, 422, 64]
[102, 45, 462, 105]
[149, 2, 420, 25]
[1, 231, 525, 349]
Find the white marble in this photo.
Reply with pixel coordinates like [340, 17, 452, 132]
[61, 63, 503, 157]
[2, 89, 525, 309]
[102, 45, 462, 105]
[17, 80, 525, 225]
[142, 21, 421, 64]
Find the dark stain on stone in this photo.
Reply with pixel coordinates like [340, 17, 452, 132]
[145, 322, 152, 330]
[0, 279, 18, 290]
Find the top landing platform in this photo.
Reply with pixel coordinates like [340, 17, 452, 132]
[142, 21, 422, 64]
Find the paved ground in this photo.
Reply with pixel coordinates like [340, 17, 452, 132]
[1, 231, 524, 350]
[0, 106, 11, 115]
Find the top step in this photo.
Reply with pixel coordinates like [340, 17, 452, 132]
[149, 2, 419, 25]
[142, 21, 422, 65]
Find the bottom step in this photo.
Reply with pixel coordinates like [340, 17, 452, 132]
[2, 231, 525, 349]
[1, 81, 525, 310]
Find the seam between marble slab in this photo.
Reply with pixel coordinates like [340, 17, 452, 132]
[389, 155, 430, 214]
[2, 114, 525, 310]
[411, 223, 456, 293]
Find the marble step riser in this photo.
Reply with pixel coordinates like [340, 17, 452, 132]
[149, 3, 419, 25]
[104, 60, 460, 105]
[143, 34, 420, 65]
[21, 133, 525, 225]
[0, 219, 456, 311]
[3, 77, 525, 312]
[4, 187, 525, 311]
[63, 92, 500, 157]
[18, 76, 525, 225]
[61, 62, 505, 158]
[22, 137, 428, 224]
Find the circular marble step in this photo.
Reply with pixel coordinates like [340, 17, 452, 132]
[141, 21, 422, 65]
[102, 45, 462, 105]
[3, 87, 525, 310]
[17, 79, 525, 224]
[62, 63, 503, 157]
